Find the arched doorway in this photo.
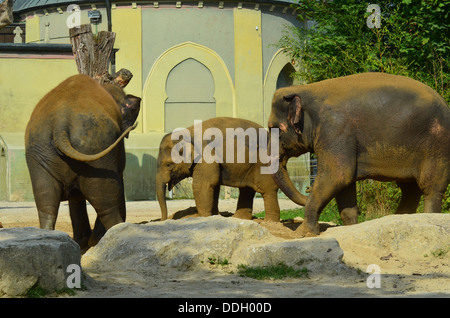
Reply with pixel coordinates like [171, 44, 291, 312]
[143, 42, 235, 132]
[276, 63, 296, 89]
[165, 58, 216, 131]
[263, 49, 299, 124]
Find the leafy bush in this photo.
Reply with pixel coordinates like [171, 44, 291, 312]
[277, 0, 449, 103]
[277, 0, 450, 215]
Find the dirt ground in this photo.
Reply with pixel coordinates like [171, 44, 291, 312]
[1, 198, 449, 298]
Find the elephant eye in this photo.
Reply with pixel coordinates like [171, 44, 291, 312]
[165, 162, 175, 169]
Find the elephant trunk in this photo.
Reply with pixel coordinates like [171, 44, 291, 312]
[272, 157, 308, 206]
[156, 172, 168, 221]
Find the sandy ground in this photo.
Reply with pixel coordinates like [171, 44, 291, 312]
[1, 198, 449, 299]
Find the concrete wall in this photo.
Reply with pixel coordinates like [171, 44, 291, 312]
[0, 2, 310, 201]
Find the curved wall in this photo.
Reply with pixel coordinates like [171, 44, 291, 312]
[1, 1, 308, 200]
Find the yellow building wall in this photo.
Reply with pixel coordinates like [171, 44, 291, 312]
[111, 6, 143, 133]
[25, 15, 40, 43]
[0, 57, 78, 132]
[0, 57, 77, 200]
[233, 8, 264, 126]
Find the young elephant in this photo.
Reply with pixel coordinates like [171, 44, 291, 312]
[25, 74, 141, 251]
[156, 117, 280, 221]
[268, 72, 450, 237]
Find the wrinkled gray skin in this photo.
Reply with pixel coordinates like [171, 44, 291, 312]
[156, 117, 280, 222]
[268, 73, 450, 237]
[25, 75, 141, 252]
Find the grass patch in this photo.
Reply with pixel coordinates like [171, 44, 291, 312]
[425, 246, 450, 259]
[254, 209, 304, 221]
[255, 207, 341, 224]
[25, 285, 49, 298]
[237, 263, 308, 280]
[25, 283, 85, 298]
[203, 256, 231, 268]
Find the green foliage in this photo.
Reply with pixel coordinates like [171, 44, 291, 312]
[430, 246, 450, 258]
[322, 180, 449, 221]
[25, 285, 49, 298]
[206, 256, 230, 268]
[278, 209, 302, 220]
[277, 0, 450, 215]
[237, 263, 309, 280]
[321, 180, 403, 222]
[277, 0, 449, 103]
[253, 209, 304, 220]
[25, 285, 77, 298]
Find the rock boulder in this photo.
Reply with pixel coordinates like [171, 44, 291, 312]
[0, 227, 80, 297]
[323, 214, 450, 261]
[82, 216, 344, 274]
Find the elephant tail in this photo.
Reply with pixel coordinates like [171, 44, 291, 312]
[53, 123, 137, 162]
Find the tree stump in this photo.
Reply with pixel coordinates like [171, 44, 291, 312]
[0, 0, 13, 30]
[69, 24, 132, 87]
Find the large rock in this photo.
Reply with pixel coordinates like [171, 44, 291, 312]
[82, 216, 343, 273]
[322, 214, 450, 274]
[0, 227, 80, 297]
[323, 214, 450, 259]
[236, 238, 344, 274]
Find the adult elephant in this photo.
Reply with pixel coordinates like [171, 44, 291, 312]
[25, 74, 141, 251]
[268, 72, 450, 237]
[156, 117, 280, 221]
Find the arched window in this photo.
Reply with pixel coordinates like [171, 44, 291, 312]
[276, 63, 296, 89]
[165, 58, 216, 131]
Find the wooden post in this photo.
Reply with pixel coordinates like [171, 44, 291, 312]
[69, 24, 133, 87]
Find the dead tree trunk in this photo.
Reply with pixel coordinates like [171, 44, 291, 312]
[0, 0, 13, 30]
[69, 24, 132, 87]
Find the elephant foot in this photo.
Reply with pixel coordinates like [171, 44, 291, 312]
[73, 234, 91, 254]
[197, 211, 213, 217]
[340, 208, 359, 225]
[80, 245, 90, 255]
[233, 208, 253, 220]
[263, 212, 280, 223]
[86, 232, 103, 251]
[295, 221, 320, 238]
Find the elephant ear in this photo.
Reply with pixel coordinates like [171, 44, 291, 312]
[284, 94, 302, 134]
[121, 94, 141, 133]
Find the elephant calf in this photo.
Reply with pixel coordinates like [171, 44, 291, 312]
[25, 74, 141, 251]
[156, 117, 280, 221]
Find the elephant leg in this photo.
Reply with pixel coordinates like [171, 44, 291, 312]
[335, 182, 359, 225]
[28, 167, 62, 230]
[68, 193, 92, 252]
[80, 175, 125, 240]
[396, 182, 422, 214]
[234, 187, 255, 220]
[212, 185, 220, 215]
[89, 217, 107, 248]
[423, 189, 445, 213]
[192, 164, 220, 217]
[299, 179, 338, 235]
[262, 189, 281, 222]
[297, 153, 356, 236]
[88, 177, 125, 247]
[418, 165, 448, 213]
